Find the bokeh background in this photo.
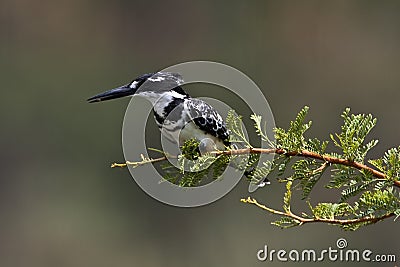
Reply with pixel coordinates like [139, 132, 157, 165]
[1, 1, 399, 266]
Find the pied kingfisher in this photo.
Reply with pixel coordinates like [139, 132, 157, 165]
[87, 72, 230, 151]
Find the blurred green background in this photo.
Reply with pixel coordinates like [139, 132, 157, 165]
[1, 1, 399, 266]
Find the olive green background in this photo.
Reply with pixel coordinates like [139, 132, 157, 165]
[1, 1, 399, 266]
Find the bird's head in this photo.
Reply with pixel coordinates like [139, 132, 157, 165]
[87, 72, 185, 103]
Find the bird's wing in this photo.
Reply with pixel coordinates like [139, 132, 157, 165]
[184, 98, 230, 144]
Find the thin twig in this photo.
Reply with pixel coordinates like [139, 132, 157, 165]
[111, 154, 176, 168]
[214, 148, 399, 188]
[241, 197, 395, 226]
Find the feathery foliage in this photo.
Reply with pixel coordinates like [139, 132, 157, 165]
[114, 106, 400, 230]
[274, 106, 312, 151]
[244, 107, 399, 230]
[330, 108, 378, 162]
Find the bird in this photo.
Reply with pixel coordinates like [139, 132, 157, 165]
[87, 72, 230, 152]
[88, 72, 270, 189]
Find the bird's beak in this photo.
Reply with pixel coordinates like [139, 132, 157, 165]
[87, 85, 136, 103]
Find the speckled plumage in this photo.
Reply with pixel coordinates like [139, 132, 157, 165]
[150, 89, 229, 150]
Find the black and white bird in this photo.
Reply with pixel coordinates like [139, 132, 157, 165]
[87, 72, 230, 151]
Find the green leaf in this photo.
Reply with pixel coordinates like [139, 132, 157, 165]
[291, 159, 326, 199]
[274, 106, 312, 152]
[277, 156, 291, 177]
[327, 165, 357, 188]
[305, 138, 328, 154]
[331, 108, 377, 162]
[271, 216, 301, 228]
[283, 181, 292, 213]
[381, 147, 400, 180]
[394, 209, 400, 221]
[226, 110, 251, 147]
[357, 189, 400, 216]
[340, 180, 375, 202]
[250, 113, 275, 148]
[248, 161, 273, 184]
[312, 203, 354, 220]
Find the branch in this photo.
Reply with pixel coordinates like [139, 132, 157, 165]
[107, 107, 400, 230]
[218, 148, 383, 175]
[217, 148, 399, 188]
[112, 148, 400, 188]
[241, 197, 395, 226]
[111, 154, 176, 168]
